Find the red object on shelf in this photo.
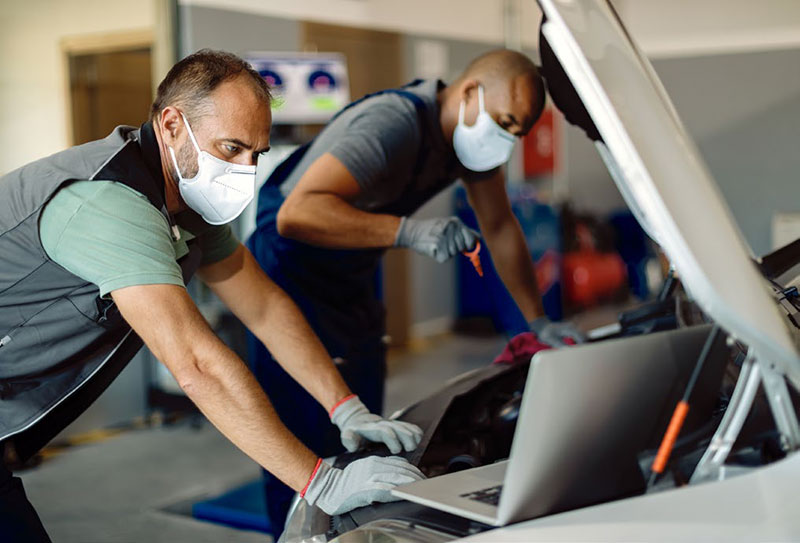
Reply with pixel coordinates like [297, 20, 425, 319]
[563, 250, 627, 307]
[562, 222, 627, 307]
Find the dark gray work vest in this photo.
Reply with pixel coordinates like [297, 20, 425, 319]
[0, 123, 201, 461]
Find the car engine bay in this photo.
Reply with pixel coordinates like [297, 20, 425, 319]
[280, 279, 800, 543]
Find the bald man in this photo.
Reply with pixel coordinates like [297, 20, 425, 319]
[247, 49, 583, 530]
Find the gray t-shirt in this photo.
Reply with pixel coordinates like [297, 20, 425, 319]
[279, 79, 496, 217]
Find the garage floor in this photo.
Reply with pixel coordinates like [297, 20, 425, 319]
[17, 333, 506, 543]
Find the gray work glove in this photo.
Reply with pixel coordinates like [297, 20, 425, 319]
[394, 216, 480, 263]
[302, 456, 425, 515]
[530, 316, 586, 347]
[331, 395, 424, 454]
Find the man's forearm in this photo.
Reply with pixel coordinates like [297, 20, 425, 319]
[483, 220, 545, 321]
[465, 171, 544, 322]
[199, 246, 353, 412]
[279, 191, 401, 249]
[112, 283, 319, 492]
[246, 278, 353, 413]
[177, 338, 319, 491]
[276, 152, 401, 250]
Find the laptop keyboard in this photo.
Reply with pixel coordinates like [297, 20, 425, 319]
[460, 485, 503, 506]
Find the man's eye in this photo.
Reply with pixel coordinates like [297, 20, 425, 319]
[224, 144, 239, 153]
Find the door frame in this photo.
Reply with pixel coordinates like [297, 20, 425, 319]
[60, 29, 154, 146]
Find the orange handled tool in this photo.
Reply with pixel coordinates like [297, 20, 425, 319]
[648, 325, 721, 488]
[650, 401, 689, 477]
[463, 241, 483, 277]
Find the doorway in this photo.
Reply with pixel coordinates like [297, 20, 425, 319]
[63, 31, 153, 146]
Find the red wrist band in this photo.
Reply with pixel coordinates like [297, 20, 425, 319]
[329, 393, 357, 418]
[300, 458, 323, 498]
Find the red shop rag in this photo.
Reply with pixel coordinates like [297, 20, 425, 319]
[492, 332, 553, 365]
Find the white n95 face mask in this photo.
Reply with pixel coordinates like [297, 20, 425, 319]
[168, 113, 256, 225]
[453, 85, 516, 172]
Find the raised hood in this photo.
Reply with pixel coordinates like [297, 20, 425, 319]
[537, 0, 800, 389]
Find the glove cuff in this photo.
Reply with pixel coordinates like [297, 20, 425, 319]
[329, 393, 357, 418]
[393, 216, 410, 247]
[300, 458, 324, 498]
[330, 395, 368, 427]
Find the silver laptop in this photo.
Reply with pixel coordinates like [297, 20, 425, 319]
[392, 325, 726, 526]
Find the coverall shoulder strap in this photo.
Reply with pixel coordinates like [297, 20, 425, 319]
[265, 80, 429, 188]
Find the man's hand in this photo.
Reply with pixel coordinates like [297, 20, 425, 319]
[303, 456, 425, 515]
[331, 395, 423, 454]
[394, 216, 480, 263]
[530, 316, 586, 347]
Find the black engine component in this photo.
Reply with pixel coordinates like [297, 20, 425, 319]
[328, 362, 530, 540]
[416, 363, 529, 478]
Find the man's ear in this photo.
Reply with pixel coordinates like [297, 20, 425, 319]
[460, 78, 480, 102]
[158, 106, 184, 147]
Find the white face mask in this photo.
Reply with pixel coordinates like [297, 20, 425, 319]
[453, 85, 516, 172]
[168, 113, 257, 225]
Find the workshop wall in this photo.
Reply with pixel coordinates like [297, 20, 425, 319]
[178, 4, 300, 56]
[179, 0, 543, 50]
[564, 47, 800, 256]
[558, 0, 800, 254]
[657, 48, 800, 255]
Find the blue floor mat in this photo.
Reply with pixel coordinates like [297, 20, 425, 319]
[192, 479, 271, 534]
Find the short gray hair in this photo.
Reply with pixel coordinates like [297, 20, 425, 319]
[150, 49, 271, 123]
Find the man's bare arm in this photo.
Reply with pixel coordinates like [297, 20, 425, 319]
[465, 172, 545, 321]
[197, 244, 352, 412]
[277, 152, 401, 249]
[111, 283, 318, 491]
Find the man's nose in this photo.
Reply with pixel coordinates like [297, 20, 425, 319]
[233, 154, 257, 167]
